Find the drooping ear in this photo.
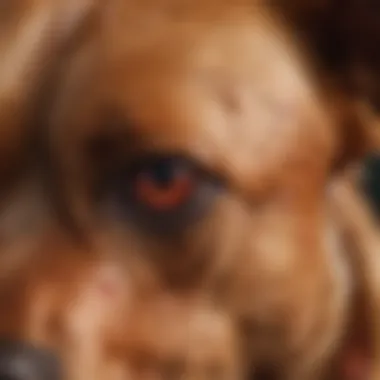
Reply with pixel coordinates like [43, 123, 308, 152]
[329, 176, 380, 380]
[0, 0, 96, 183]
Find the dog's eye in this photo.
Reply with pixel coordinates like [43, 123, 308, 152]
[133, 157, 196, 211]
[102, 155, 222, 234]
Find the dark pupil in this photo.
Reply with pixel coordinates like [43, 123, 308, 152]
[147, 159, 180, 188]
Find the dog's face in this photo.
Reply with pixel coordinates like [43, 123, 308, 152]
[0, 1, 379, 380]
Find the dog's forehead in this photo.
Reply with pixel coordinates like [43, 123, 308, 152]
[52, 0, 334, 194]
[98, 1, 314, 116]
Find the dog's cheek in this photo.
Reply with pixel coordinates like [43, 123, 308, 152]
[221, 205, 352, 378]
[329, 178, 380, 380]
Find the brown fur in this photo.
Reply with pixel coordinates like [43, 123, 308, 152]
[0, 1, 380, 379]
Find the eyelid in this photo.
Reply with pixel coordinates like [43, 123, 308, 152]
[99, 153, 226, 236]
[123, 152, 225, 185]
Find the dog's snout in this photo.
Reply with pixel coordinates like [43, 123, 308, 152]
[0, 341, 61, 380]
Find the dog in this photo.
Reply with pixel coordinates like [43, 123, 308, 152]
[1, 0, 380, 379]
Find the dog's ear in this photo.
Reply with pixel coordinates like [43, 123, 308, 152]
[329, 175, 380, 380]
[322, 0, 380, 170]
[0, 0, 96, 182]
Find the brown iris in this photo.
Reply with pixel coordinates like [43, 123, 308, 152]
[133, 158, 196, 211]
